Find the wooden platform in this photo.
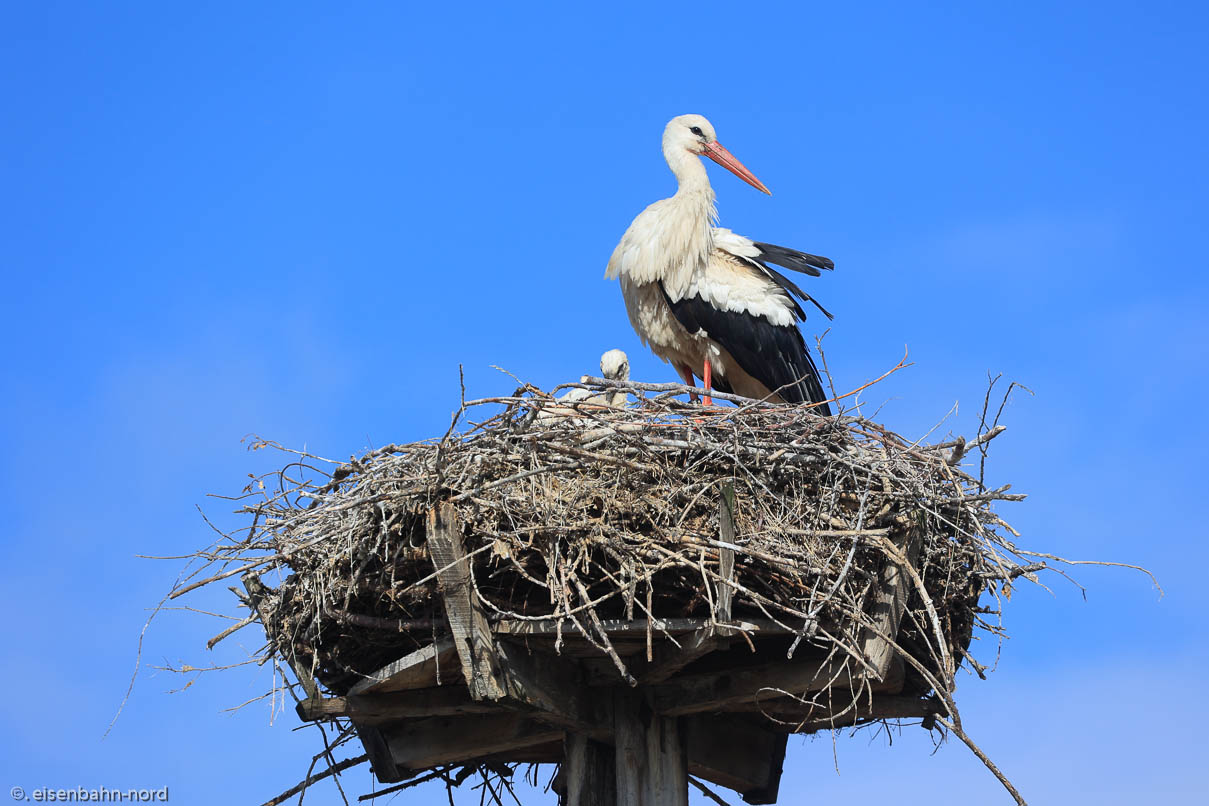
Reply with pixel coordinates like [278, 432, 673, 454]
[284, 500, 936, 805]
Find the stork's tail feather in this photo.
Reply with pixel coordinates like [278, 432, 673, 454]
[752, 241, 835, 277]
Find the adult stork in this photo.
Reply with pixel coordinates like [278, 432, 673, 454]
[605, 114, 834, 412]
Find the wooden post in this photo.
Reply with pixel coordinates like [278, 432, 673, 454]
[614, 692, 687, 806]
[717, 484, 736, 635]
[859, 521, 923, 683]
[427, 502, 596, 730]
[426, 502, 506, 701]
[566, 734, 617, 806]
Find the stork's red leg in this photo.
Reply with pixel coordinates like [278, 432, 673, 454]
[675, 363, 700, 403]
[702, 359, 714, 406]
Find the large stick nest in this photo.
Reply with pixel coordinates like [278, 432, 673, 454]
[208, 377, 1034, 708]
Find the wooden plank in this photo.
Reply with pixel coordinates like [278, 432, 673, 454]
[583, 657, 639, 686]
[493, 617, 788, 638]
[493, 639, 596, 730]
[636, 627, 718, 685]
[354, 721, 406, 784]
[709, 656, 904, 714]
[858, 522, 923, 683]
[426, 503, 506, 701]
[296, 688, 497, 723]
[717, 485, 736, 631]
[763, 693, 941, 734]
[479, 740, 564, 765]
[426, 505, 597, 730]
[742, 735, 786, 805]
[684, 716, 785, 805]
[614, 692, 687, 806]
[652, 656, 847, 716]
[348, 636, 458, 695]
[383, 713, 564, 770]
[566, 734, 618, 806]
[425, 504, 593, 730]
[500, 637, 652, 660]
[652, 654, 903, 717]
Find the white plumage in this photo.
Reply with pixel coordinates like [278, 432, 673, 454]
[605, 114, 834, 410]
[540, 349, 631, 420]
[688, 230, 798, 328]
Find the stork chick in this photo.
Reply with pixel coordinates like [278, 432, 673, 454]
[541, 349, 631, 420]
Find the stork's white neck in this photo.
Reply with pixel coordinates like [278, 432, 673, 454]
[603, 139, 718, 296]
[642, 146, 715, 299]
[664, 145, 713, 195]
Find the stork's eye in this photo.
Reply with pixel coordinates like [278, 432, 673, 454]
[689, 126, 703, 136]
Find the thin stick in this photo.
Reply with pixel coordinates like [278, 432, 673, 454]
[206, 615, 256, 649]
[689, 777, 736, 806]
[934, 717, 1027, 806]
[357, 768, 448, 801]
[260, 754, 368, 806]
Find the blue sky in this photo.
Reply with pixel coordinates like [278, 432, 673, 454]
[2, 2, 1206, 803]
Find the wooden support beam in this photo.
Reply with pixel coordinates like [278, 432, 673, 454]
[348, 636, 458, 695]
[480, 741, 564, 766]
[494, 639, 596, 729]
[614, 692, 687, 806]
[858, 522, 923, 683]
[384, 713, 564, 770]
[684, 716, 786, 805]
[763, 693, 942, 734]
[716, 485, 736, 633]
[743, 738, 786, 806]
[296, 688, 497, 723]
[427, 503, 506, 701]
[354, 722, 406, 784]
[652, 654, 907, 717]
[566, 734, 618, 806]
[636, 627, 718, 685]
[426, 503, 597, 730]
[493, 618, 788, 638]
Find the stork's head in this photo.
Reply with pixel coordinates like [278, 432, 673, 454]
[600, 349, 630, 382]
[663, 114, 771, 195]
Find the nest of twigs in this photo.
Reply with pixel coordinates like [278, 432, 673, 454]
[199, 374, 1036, 703]
[161, 370, 1158, 806]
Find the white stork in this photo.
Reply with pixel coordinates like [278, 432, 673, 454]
[605, 114, 834, 413]
[561, 349, 631, 407]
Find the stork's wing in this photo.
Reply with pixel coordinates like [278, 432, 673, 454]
[749, 241, 834, 275]
[661, 249, 832, 411]
[713, 228, 834, 321]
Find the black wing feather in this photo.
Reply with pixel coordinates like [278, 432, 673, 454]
[751, 241, 835, 275]
[660, 284, 832, 414]
[742, 242, 836, 320]
[751, 261, 834, 321]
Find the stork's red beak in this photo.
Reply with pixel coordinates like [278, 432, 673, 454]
[702, 141, 772, 195]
